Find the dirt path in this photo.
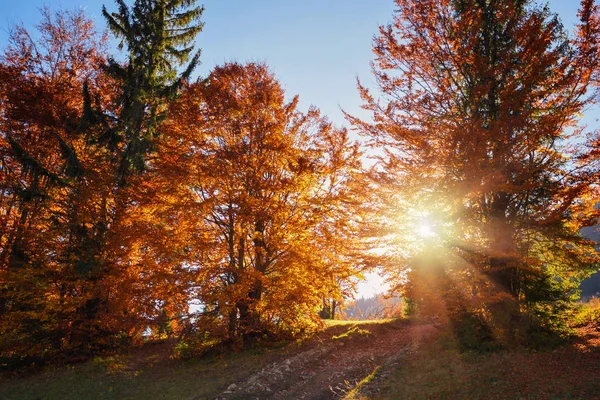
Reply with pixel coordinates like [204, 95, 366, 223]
[216, 320, 438, 400]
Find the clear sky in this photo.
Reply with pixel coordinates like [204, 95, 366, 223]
[0, 0, 583, 128]
[0, 0, 588, 298]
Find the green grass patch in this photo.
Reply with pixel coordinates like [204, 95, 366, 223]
[332, 326, 372, 341]
[323, 318, 397, 327]
[343, 365, 382, 400]
[0, 343, 281, 400]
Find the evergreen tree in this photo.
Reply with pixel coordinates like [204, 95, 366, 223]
[102, 0, 204, 180]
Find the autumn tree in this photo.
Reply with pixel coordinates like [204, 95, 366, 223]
[0, 0, 205, 365]
[350, 0, 600, 342]
[0, 8, 115, 363]
[59, 0, 206, 345]
[159, 62, 369, 343]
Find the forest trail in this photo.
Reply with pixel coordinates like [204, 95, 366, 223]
[216, 319, 438, 400]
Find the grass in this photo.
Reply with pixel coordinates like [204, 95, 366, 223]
[325, 318, 402, 341]
[0, 342, 284, 400]
[374, 330, 600, 399]
[2, 315, 599, 400]
[323, 318, 397, 327]
[332, 326, 372, 341]
[343, 365, 382, 400]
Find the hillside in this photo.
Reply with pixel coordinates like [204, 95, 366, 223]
[2, 317, 599, 400]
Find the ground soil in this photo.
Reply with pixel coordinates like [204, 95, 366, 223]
[216, 319, 438, 400]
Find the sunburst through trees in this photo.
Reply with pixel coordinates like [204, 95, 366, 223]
[1, 0, 600, 367]
[349, 0, 600, 346]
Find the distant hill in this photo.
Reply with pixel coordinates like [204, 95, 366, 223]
[580, 226, 600, 299]
[341, 294, 403, 320]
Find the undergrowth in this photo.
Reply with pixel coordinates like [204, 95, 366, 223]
[572, 297, 600, 327]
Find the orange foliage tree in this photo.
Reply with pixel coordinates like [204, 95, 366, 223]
[158, 62, 370, 342]
[350, 0, 600, 341]
[0, 8, 117, 363]
[0, 0, 205, 366]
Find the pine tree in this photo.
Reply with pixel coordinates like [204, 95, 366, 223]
[102, 0, 204, 180]
[62, 0, 206, 348]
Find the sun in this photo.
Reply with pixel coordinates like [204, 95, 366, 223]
[417, 220, 436, 239]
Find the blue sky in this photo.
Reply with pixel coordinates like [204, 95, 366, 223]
[0, 0, 583, 128]
[0, 0, 589, 298]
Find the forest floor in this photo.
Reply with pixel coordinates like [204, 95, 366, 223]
[1, 317, 600, 400]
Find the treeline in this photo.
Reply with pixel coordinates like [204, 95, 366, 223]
[341, 295, 403, 320]
[1, 0, 600, 368]
[581, 227, 600, 299]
